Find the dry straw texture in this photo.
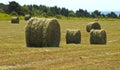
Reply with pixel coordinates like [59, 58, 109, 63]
[25, 15, 31, 21]
[25, 17, 61, 47]
[66, 29, 81, 44]
[90, 29, 107, 44]
[86, 22, 101, 32]
[11, 17, 19, 23]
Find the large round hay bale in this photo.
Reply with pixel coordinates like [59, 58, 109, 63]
[11, 17, 19, 23]
[25, 15, 31, 21]
[86, 22, 101, 32]
[66, 29, 81, 44]
[90, 29, 107, 44]
[25, 17, 61, 47]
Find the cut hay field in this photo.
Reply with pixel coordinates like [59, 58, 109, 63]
[0, 18, 120, 70]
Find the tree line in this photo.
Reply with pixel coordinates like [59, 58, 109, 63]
[0, 1, 120, 18]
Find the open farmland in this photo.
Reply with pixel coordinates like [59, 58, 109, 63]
[0, 18, 120, 70]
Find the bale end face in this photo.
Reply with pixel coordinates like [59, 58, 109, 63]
[45, 19, 61, 47]
[66, 30, 81, 44]
[90, 29, 107, 44]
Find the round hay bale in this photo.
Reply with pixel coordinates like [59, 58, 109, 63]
[25, 15, 31, 21]
[25, 17, 61, 47]
[66, 29, 81, 44]
[90, 29, 107, 44]
[11, 17, 19, 23]
[86, 22, 101, 32]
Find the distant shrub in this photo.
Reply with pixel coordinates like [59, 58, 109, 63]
[10, 11, 18, 16]
[55, 15, 62, 19]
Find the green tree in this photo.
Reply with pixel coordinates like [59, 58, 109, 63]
[22, 5, 29, 15]
[8, 1, 24, 15]
[0, 3, 8, 13]
[76, 9, 84, 17]
[106, 12, 117, 18]
[91, 10, 101, 18]
[61, 8, 69, 17]
[101, 14, 106, 18]
[49, 6, 57, 16]
[39, 5, 49, 13]
[68, 11, 75, 17]
[47, 6, 61, 16]
[118, 14, 120, 18]
[76, 9, 90, 17]
[84, 10, 90, 17]
[10, 11, 18, 16]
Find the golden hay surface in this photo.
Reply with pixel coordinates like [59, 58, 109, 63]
[25, 17, 61, 47]
[0, 19, 120, 70]
[66, 29, 81, 44]
[86, 22, 101, 32]
[90, 29, 107, 44]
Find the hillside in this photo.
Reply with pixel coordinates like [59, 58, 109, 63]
[0, 12, 11, 20]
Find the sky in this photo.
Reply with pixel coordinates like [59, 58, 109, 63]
[0, 0, 120, 11]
